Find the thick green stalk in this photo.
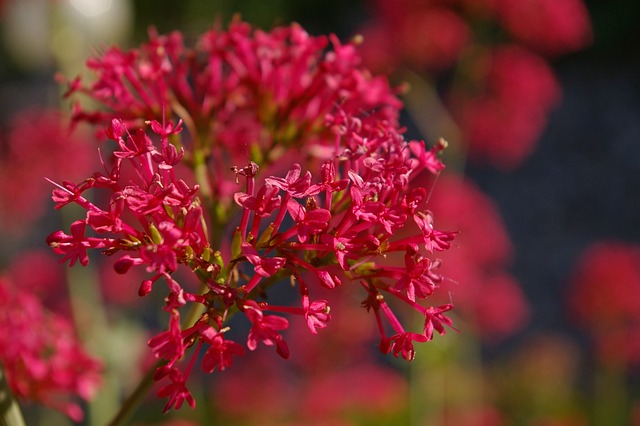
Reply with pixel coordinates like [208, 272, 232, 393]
[0, 364, 26, 426]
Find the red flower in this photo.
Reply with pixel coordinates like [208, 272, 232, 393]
[147, 310, 186, 365]
[265, 163, 315, 198]
[383, 331, 429, 361]
[200, 327, 245, 373]
[304, 299, 332, 335]
[423, 303, 457, 340]
[285, 199, 331, 243]
[396, 253, 442, 302]
[241, 243, 286, 278]
[47, 220, 106, 267]
[414, 212, 457, 253]
[234, 184, 282, 218]
[244, 301, 290, 359]
[157, 367, 195, 413]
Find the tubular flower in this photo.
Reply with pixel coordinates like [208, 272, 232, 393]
[50, 19, 458, 412]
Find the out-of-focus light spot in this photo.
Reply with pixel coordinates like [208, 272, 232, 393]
[69, 0, 113, 17]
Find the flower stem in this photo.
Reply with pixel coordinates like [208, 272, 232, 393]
[107, 360, 165, 426]
[107, 286, 207, 425]
[0, 363, 26, 426]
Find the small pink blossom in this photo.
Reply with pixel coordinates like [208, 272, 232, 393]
[157, 367, 196, 413]
[383, 331, 429, 362]
[241, 243, 286, 278]
[244, 301, 290, 359]
[147, 310, 186, 365]
[423, 303, 457, 340]
[200, 327, 246, 373]
[304, 300, 332, 335]
[47, 220, 106, 267]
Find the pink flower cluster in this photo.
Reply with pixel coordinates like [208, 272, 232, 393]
[51, 20, 458, 412]
[61, 19, 402, 212]
[0, 273, 101, 421]
[357, 0, 592, 168]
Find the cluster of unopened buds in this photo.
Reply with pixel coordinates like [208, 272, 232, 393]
[48, 19, 458, 412]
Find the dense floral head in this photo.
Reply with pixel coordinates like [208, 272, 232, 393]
[62, 18, 403, 214]
[51, 19, 458, 412]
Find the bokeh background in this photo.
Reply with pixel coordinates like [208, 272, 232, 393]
[1, 0, 640, 425]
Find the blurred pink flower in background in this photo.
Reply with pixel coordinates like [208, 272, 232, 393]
[425, 174, 529, 341]
[356, 0, 591, 169]
[0, 108, 97, 233]
[0, 271, 101, 421]
[451, 45, 561, 168]
[567, 241, 640, 366]
[5, 249, 71, 314]
[358, 0, 470, 72]
[496, 0, 593, 56]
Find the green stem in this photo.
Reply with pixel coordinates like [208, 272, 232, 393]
[593, 360, 628, 425]
[107, 360, 165, 426]
[106, 284, 207, 425]
[0, 363, 26, 426]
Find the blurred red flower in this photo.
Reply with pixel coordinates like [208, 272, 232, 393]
[426, 174, 530, 341]
[497, 0, 593, 56]
[452, 45, 561, 169]
[567, 241, 640, 365]
[0, 273, 101, 421]
[0, 108, 96, 232]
